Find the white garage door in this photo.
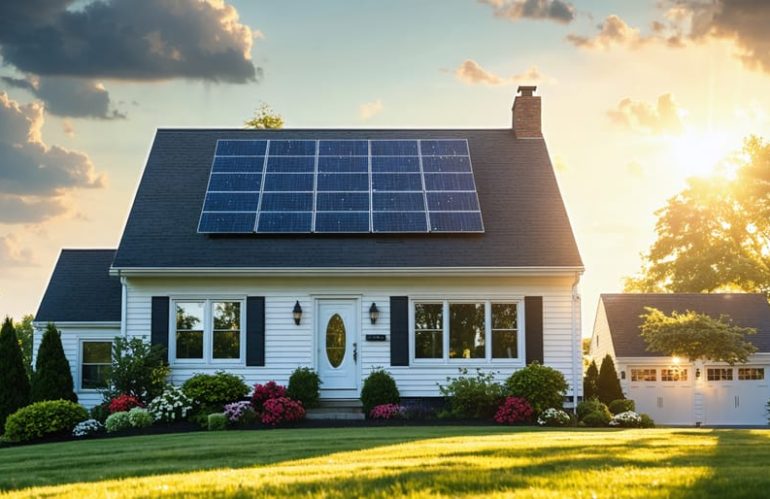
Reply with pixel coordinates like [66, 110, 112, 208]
[703, 366, 769, 426]
[625, 366, 694, 425]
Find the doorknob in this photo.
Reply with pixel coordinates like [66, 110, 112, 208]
[353, 342, 358, 363]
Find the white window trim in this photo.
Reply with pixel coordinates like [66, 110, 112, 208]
[78, 338, 114, 393]
[409, 298, 525, 366]
[169, 297, 246, 366]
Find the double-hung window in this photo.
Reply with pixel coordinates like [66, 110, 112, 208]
[173, 299, 243, 363]
[413, 300, 522, 362]
[81, 341, 112, 390]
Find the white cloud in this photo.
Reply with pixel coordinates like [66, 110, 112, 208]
[607, 93, 685, 135]
[359, 99, 384, 121]
[455, 60, 554, 86]
[0, 233, 35, 267]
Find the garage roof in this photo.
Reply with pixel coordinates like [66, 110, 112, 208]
[601, 293, 770, 357]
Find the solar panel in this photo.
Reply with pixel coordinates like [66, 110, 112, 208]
[197, 138, 484, 234]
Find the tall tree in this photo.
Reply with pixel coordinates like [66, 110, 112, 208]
[583, 359, 599, 400]
[13, 314, 33, 379]
[0, 317, 31, 430]
[244, 103, 284, 129]
[596, 355, 624, 404]
[640, 307, 757, 364]
[31, 324, 77, 403]
[625, 136, 770, 294]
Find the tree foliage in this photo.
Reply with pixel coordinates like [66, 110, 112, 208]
[244, 103, 284, 129]
[105, 337, 169, 403]
[31, 324, 77, 403]
[583, 359, 599, 400]
[14, 314, 33, 379]
[0, 317, 31, 430]
[625, 136, 770, 294]
[640, 307, 757, 364]
[596, 355, 624, 404]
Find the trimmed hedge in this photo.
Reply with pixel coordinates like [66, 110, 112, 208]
[4, 400, 87, 442]
[287, 367, 321, 409]
[182, 371, 250, 409]
[361, 369, 400, 416]
[505, 362, 568, 415]
[31, 324, 76, 403]
[609, 399, 635, 415]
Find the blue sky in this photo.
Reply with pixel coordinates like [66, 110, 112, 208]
[2, 0, 770, 335]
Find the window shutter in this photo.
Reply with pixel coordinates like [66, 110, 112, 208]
[151, 297, 170, 363]
[390, 296, 409, 366]
[246, 297, 266, 367]
[525, 296, 544, 365]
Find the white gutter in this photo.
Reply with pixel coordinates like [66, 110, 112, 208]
[571, 271, 582, 412]
[120, 276, 128, 337]
[110, 265, 585, 278]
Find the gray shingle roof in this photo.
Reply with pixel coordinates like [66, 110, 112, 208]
[35, 250, 121, 323]
[601, 293, 770, 356]
[113, 129, 582, 269]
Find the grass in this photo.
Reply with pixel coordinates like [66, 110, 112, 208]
[1, 427, 770, 497]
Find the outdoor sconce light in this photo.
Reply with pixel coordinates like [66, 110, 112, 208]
[696, 368, 701, 379]
[369, 302, 379, 324]
[620, 371, 626, 380]
[292, 301, 302, 325]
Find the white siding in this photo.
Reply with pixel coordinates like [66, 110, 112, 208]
[32, 323, 119, 408]
[588, 298, 615, 363]
[125, 274, 580, 400]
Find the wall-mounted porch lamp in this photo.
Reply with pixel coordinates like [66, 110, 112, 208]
[293, 301, 302, 325]
[369, 302, 380, 325]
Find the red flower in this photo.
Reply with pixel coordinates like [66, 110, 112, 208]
[494, 397, 534, 424]
[108, 394, 144, 414]
[261, 397, 305, 426]
[251, 381, 287, 411]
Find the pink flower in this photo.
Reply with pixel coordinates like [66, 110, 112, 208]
[494, 397, 534, 424]
[369, 403, 404, 420]
[261, 397, 305, 426]
[251, 381, 287, 411]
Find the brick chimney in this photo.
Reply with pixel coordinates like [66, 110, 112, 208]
[512, 85, 541, 138]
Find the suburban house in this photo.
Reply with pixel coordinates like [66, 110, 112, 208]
[34, 87, 584, 409]
[590, 293, 770, 426]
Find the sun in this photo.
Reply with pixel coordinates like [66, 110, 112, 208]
[667, 129, 740, 178]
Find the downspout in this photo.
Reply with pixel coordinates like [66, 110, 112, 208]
[571, 272, 582, 412]
[120, 274, 127, 337]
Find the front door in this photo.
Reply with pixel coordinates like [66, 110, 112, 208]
[317, 300, 358, 395]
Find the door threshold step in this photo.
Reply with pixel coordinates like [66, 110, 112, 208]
[306, 411, 365, 421]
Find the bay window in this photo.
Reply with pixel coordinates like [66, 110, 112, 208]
[173, 299, 244, 363]
[413, 300, 522, 362]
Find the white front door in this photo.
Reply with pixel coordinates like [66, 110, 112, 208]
[317, 299, 358, 396]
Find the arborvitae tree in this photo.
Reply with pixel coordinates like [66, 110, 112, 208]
[583, 359, 599, 400]
[31, 324, 77, 403]
[596, 354, 624, 404]
[0, 317, 31, 430]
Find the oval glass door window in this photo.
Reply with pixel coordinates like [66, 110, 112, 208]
[326, 313, 346, 368]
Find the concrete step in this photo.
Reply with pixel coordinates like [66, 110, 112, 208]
[306, 399, 365, 420]
[318, 399, 363, 409]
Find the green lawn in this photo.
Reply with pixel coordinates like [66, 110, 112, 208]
[1, 427, 769, 498]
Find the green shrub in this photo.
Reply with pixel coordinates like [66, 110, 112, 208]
[360, 368, 400, 415]
[208, 413, 227, 431]
[4, 400, 87, 442]
[89, 402, 110, 423]
[0, 317, 31, 431]
[582, 410, 610, 427]
[505, 362, 568, 415]
[640, 413, 655, 428]
[583, 360, 599, 401]
[287, 367, 321, 409]
[609, 399, 635, 415]
[182, 371, 250, 409]
[105, 337, 169, 403]
[596, 355, 624, 404]
[105, 411, 132, 433]
[576, 399, 609, 420]
[128, 407, 153, 428]
[31, 324, 77, 403]
[439, 368, 503, 419]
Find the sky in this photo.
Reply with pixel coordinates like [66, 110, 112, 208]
[1, 0, 770, 336]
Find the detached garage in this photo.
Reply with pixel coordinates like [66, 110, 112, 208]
[590, 293, 770, 426]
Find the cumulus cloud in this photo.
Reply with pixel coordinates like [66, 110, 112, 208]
[359, 99, 384, 120]
[0, 92, 104, 223]
[0, 0, 258, 83]
[455, 60, 553, 86]
[1, 75, 124, 119]
[0, 234, 35, 267]
[607, 94, 685, 135]
[478, 0, 575, 24]
[567, 15, 649, 49]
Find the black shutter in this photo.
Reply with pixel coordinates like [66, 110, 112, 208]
[246, 297, 265, 367]
[390, 296, 409, 366]
[525, 296, 544, 365]
[151, 297, 170, 363]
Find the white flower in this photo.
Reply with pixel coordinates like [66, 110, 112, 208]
[73, 419, 104, 437]
[609, 411, 642, 427]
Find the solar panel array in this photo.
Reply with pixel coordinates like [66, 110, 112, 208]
[198, 139, 484, 234]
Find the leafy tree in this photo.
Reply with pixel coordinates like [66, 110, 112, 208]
[626, 136, 770, 294]
[14, 314, 33, 379]
[104, 337, 169, 403]
[596, 355, 623, 404]
[640, 307, 757, 364]
[31, 324, 77, 403]
[583, 360, 599, 400]
[0, 317, 31, 430]
[244, 103, 284, 129]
